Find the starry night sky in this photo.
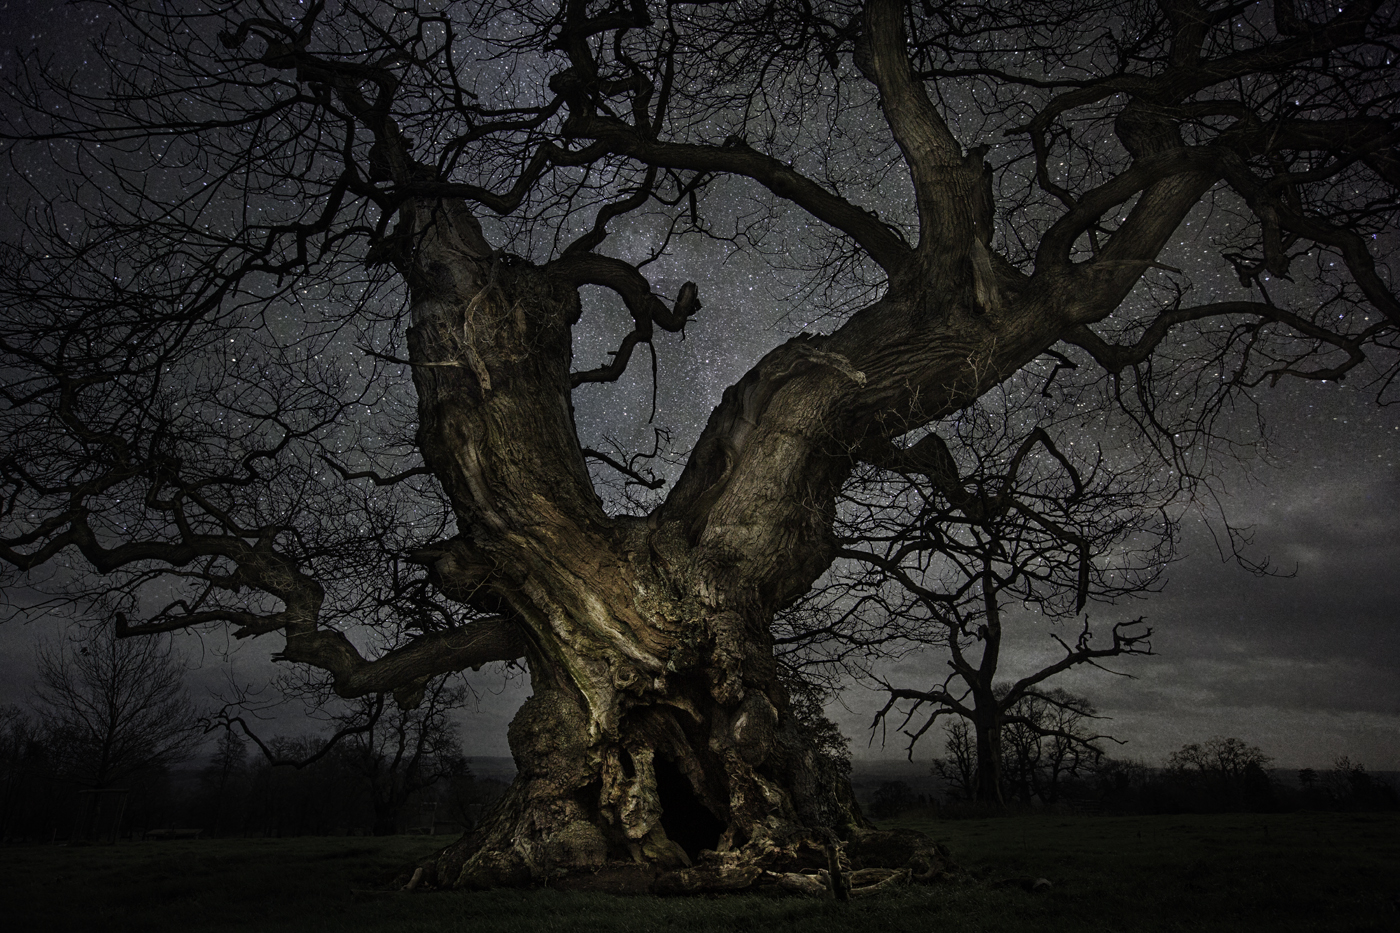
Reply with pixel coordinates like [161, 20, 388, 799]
[1, 0, 1396, 772]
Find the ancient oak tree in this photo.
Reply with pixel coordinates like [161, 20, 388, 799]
[2, 0, 1397, 890]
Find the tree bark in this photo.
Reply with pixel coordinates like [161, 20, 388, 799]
[388, 198, 861, 889]
[972, 713, 1005, 807]
[389, 196, 972, 890]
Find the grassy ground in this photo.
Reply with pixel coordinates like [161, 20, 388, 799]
[3, 811, 1397, 932]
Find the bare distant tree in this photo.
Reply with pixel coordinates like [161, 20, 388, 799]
[0, 704, 39, 770]
[241, 733, 364, 836]
[784, 402, 1161, 804]
[932, 720, 978, 802]
[867, 780, 919, 818]
[331, 675, 470, 836]
[1323, 756, 1400, 811]
[1167, 735, 1272, 778]
[933, 688, 1107, 805]
[0, 704, 48, 840]
[998, 688, 1105, 805]
[1166, 735, 1275, 809]
[208, 660, 470, 834]
[33, 624, 204, 789]
[199, 729, 249, 836]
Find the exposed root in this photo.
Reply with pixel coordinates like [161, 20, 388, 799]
[415, 826, 955, 897]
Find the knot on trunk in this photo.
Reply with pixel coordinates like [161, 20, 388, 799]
[729, 692, 778, 765]
[507, 691, 592, 787]
[611, 663, 644, 693]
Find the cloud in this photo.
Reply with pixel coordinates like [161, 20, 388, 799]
[1108, 650, 1399, 716]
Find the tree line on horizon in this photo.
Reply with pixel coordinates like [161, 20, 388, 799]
[0, 625, 503, 843]
[868, 714, 1399, 819]
[0, 710, 506, 843]
[5, 621, 1391, 844]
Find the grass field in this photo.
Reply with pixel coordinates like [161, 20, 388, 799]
[3, 811, 1397, 932]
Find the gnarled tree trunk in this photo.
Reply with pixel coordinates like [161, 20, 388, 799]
[343, 10, 1142, 888]
[390, 196, 971, 890]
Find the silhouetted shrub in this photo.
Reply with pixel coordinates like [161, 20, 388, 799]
[869, 780, 919, 818]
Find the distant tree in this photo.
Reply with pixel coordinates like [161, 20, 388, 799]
[1168, 736, 1271, 781]
[215, 670, 471, 835]
[999, 688, 1106, 805]
[1296, 766, 1327, 809]
[787, 404, 1162, 806]
[0, 704, 39, 774]
[868, 780, 919, 819]
[1326, 757, 1400, 812]
[932, 687, 1107, 806]
[32, 625, 203, 790]
[198, 729, 249, 836]
[438, 772, 510, 834]
[932, 720, 979, 803]
[332, 675, 471, 835]
[0, 704, 51, 840]
[1166, 736, 1274, 811]
[775, 671, 857, 832]
[242, 734, 364, 837]
[1093, 757, 1152, 812]
[1241, 760, 1277, 812]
